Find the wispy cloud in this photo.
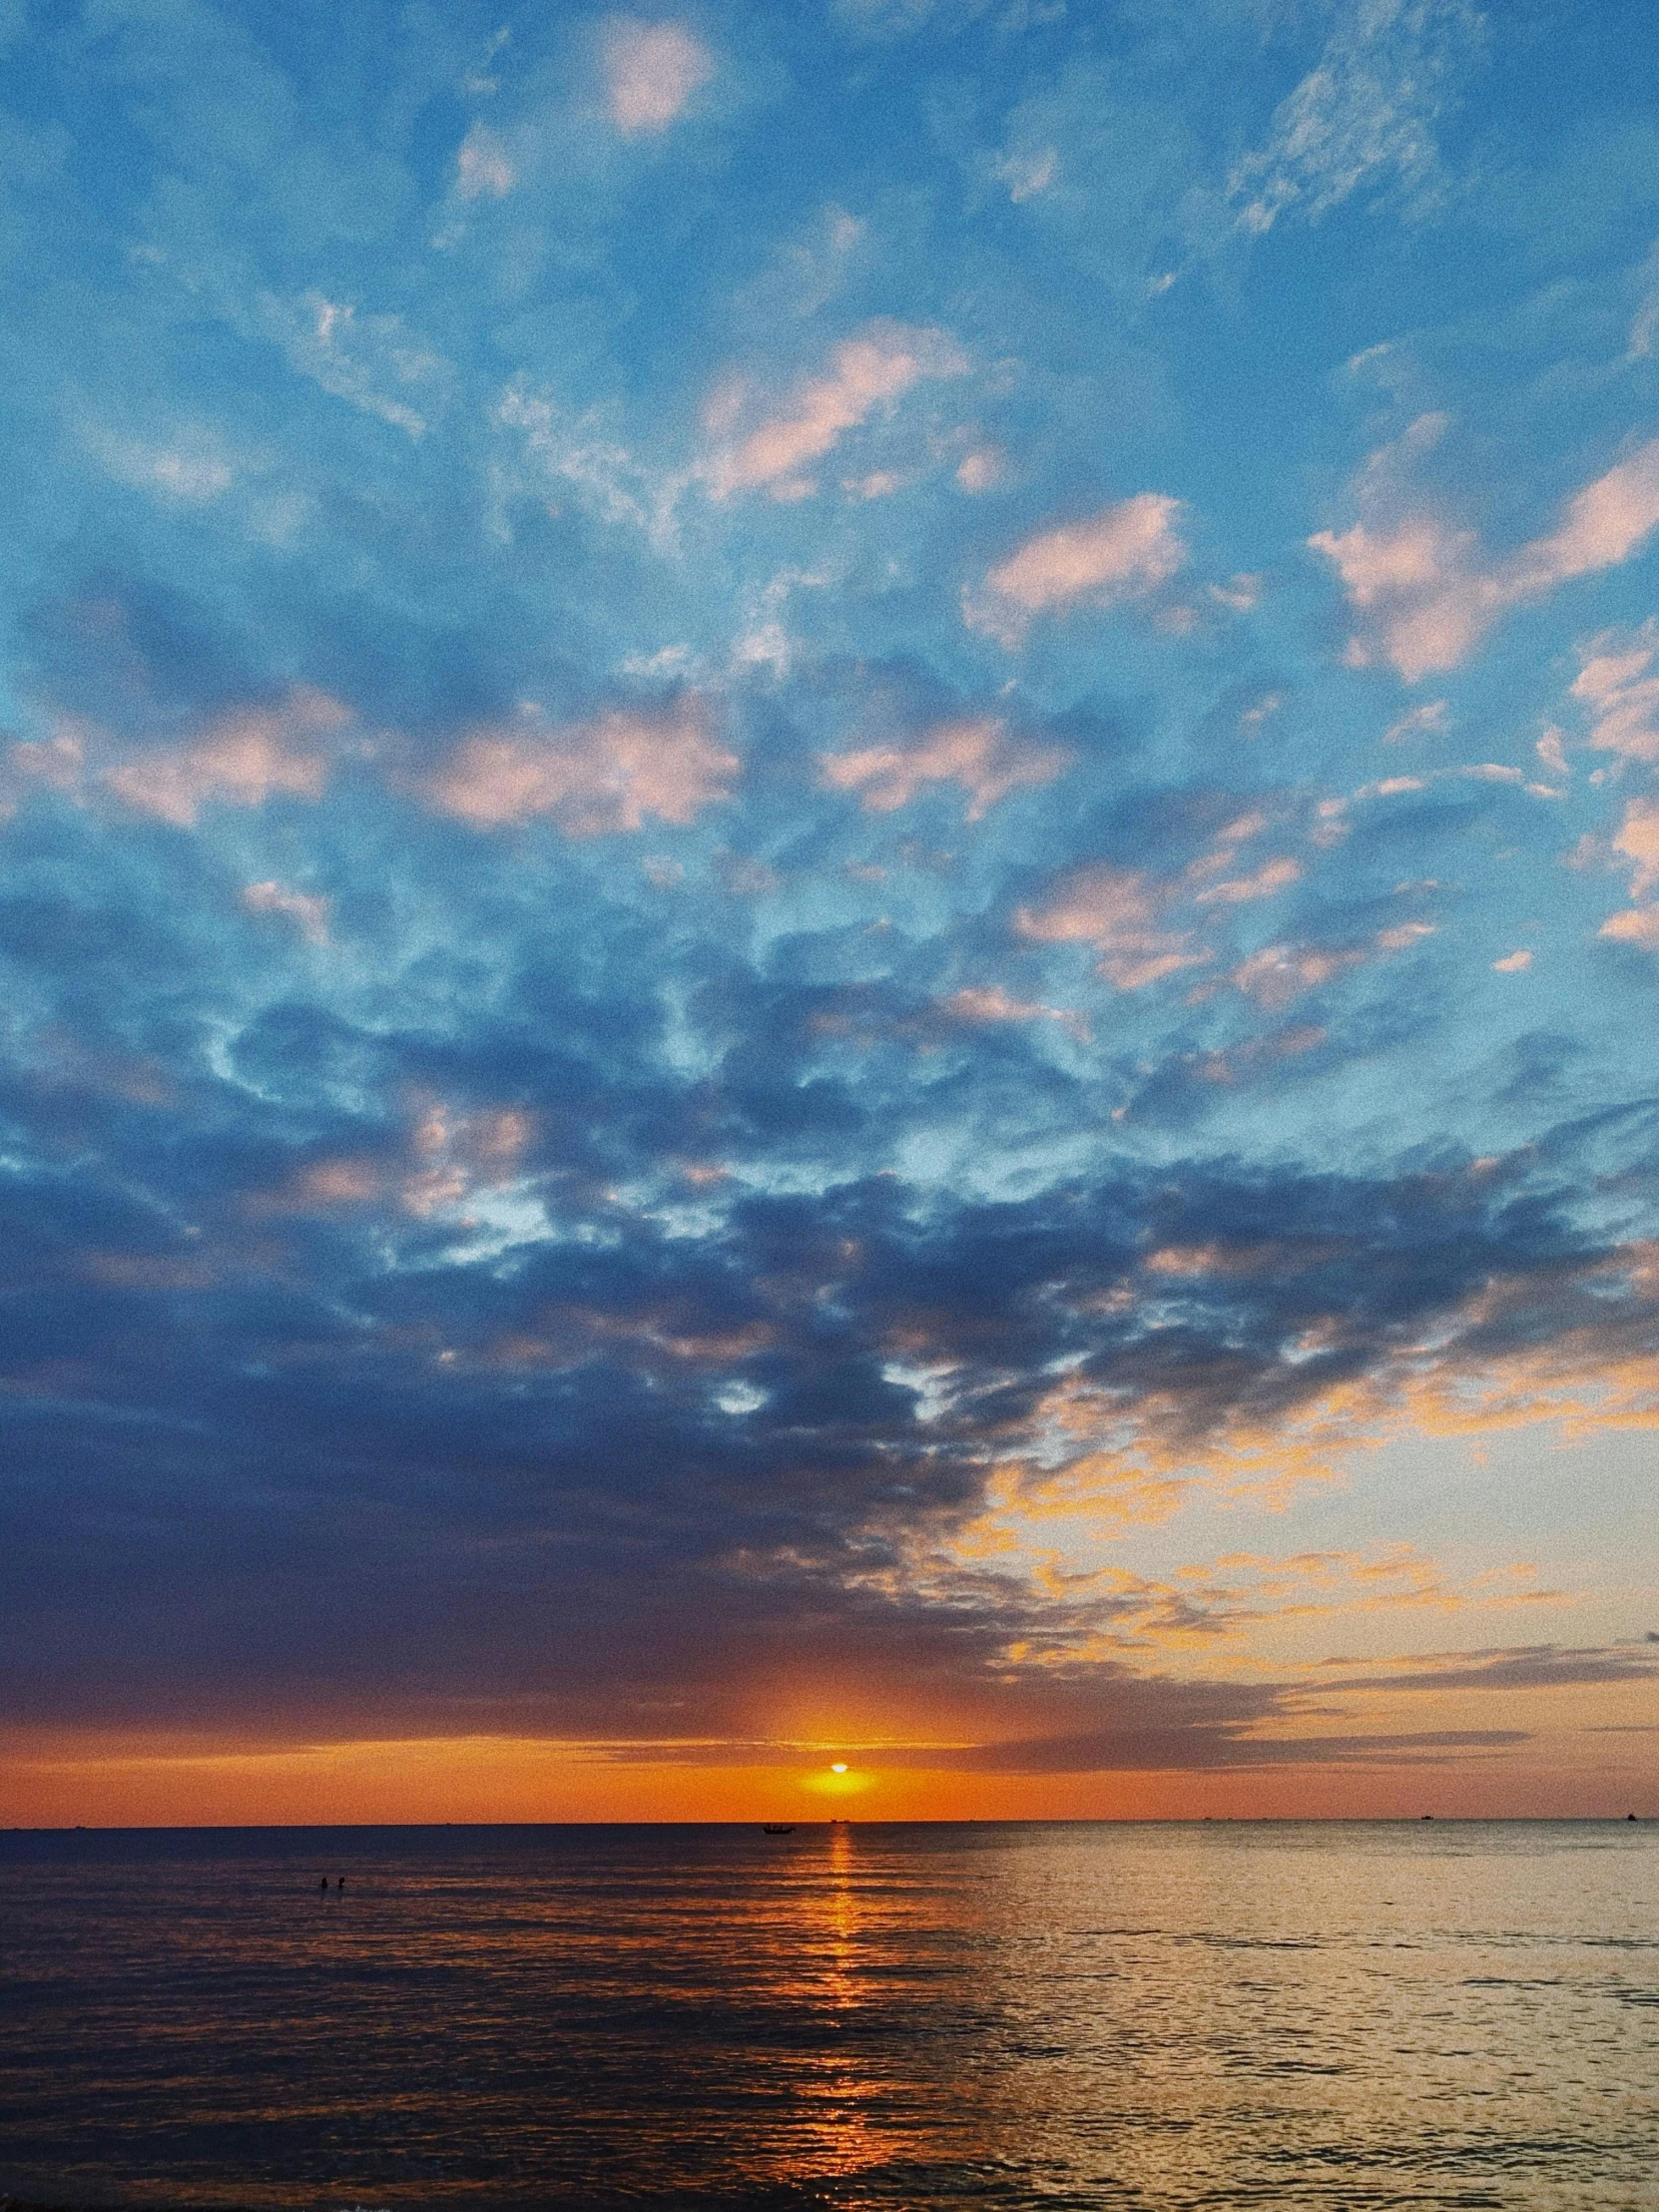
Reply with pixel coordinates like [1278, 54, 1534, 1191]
[1229, 0, 1484, 235]
[1015, 815, 1300, 990]
[255, 291, 450, 439]
[702, 324, 965, 501]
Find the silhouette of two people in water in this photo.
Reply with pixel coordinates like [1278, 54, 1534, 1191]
[317, 1876, 345, 1893]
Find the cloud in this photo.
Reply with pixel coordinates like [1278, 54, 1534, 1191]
[242, 881, 329, 945]
[102, 691, 345, 827]
[1311, 439, 1659, 681]
[1571, 621, 1659, 766]
[702, 324, 965, 500]
[1016, 862, 1205, 991]
[1611, 800, 1659, 898]
[87, 428, 235, 504]
[455, 126, 513, 200]
[1600, 907, 1659, 952]
[967, 495, 1187, 646]
[1312, 1644, 1659, 1696]
[1193, 855, 1303, 906]
[820, 716, 1070, 821]
[6, 0, 1659, 1806]
[1594, 798, 1659, 951]
[1015, 815, 1299, 991]
[955, 446, 1003, 493]
[937, 985, 1088, 1042]
[602, 19, 713, 135]
[1383, 699, 1448, 745]
[1228, 0, 1484, 235]
[255, 292, 449, 439]
[422, 698, 738, 833]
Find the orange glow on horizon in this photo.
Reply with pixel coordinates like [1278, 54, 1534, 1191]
[1, 1723, 1654, 1828]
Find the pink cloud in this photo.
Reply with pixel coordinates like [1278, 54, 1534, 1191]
[955, 446, 1003, 492]
[820, 716, 1069, 822]
[1311, 438, 1659, 682]
[1231, 922, 1435, 1010]
[252, 1101, 537, 1226]
[1600, 905, 1659, 951]
[1013, 815, 1301, 992]
[938, 985, 1088, 1042]
[969, 493, 1187, 645]
[1193, 854, 1303, 906]
[602, 19, 713, 134]
[1016, 864, 1205, 992]
[1230, 942, 1366, 1010]
[1307, 515, 1494, 683]
[1597, 799, 1659, 951]
[423, 698, 737, 834]
[1612, 797, 1659, 897]
[1516, 443, 1659, 587]
[703, 324, 964, 500]
[1571, 621, 1659, 765]
[402, 1100, 534, 1219]
[103, 690, 345, 827]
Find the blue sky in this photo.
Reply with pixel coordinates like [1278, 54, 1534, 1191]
[3, 0, 1658, 1817]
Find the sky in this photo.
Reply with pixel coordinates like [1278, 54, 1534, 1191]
[2, 0, 1658, 1827]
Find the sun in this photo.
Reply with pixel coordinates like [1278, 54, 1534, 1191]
[802, 1759, 868, 1800]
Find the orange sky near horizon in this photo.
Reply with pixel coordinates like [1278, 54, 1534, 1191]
[5, 1724, 1654, 1829]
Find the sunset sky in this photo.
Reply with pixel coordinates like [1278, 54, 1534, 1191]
[3, 0, 1658, 1826]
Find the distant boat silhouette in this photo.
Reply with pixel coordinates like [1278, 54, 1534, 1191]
[762, 1824, 794, 1834]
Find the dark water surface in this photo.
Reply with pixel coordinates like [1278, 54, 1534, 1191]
[1, 1822, 1655, 2211]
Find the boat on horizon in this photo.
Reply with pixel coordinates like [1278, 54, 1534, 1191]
[762, 1824, 795, 1834]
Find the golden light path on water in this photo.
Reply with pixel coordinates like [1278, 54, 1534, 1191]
[1, 1821, 1655, 2210]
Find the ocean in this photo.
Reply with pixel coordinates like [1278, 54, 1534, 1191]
[0, 1821, 1654, 2210]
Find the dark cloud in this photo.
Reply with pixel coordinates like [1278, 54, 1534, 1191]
[1314, 1647, 1659, 1695]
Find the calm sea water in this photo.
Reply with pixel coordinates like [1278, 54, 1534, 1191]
[0, 1822, 1655, 2211]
